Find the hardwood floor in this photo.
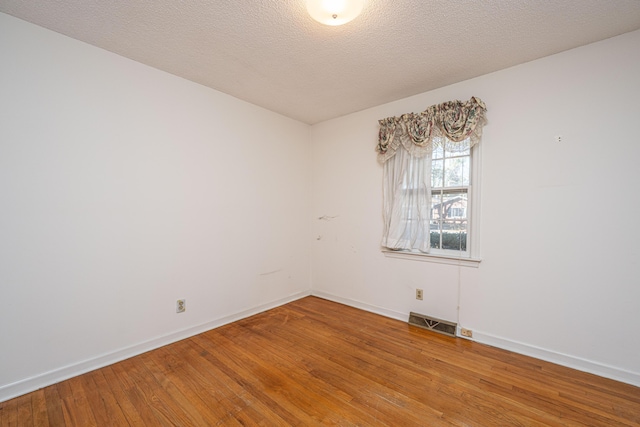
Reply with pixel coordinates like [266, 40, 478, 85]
[1, 296, 639, 426]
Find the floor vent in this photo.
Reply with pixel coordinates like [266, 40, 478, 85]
[408, 312, 457, 337]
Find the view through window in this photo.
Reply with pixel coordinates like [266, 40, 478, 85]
[430, 140, 470, 252]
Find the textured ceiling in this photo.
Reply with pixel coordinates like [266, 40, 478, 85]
[2, 1, 640, 124]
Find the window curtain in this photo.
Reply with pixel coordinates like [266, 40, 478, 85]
[381, 144, 431, 251]
[377, 97, 487, 252]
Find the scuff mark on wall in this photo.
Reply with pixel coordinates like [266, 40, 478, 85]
[259, 269, 282, 276]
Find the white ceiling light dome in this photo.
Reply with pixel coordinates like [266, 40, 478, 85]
[306, 0, 365, 26]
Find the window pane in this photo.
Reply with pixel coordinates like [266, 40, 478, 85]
[431, 193, 443, 220]
[444, 156, 470, 187]
[430, 220, 441, 249]
[441, 220, 467, 251]
[441, 192, 467, 220]
[431, 159, 444, 188]
[432, 145, 444, 160]
[445, 146, 470, 157]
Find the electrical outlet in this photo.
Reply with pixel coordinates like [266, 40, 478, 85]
[416, 289, 423, 300]
[176, 299, 186, 313]
[460, 328, 473, 338]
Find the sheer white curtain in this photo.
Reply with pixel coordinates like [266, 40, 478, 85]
[381, 144, 431, 252]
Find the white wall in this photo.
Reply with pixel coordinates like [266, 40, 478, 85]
[0, 13, 311, 401]
[311, 30, 640, 385]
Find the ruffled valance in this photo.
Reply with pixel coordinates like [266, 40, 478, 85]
[376, 97, 487, 163]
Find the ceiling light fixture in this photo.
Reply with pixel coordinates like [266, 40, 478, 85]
[306, 0, 364, 26]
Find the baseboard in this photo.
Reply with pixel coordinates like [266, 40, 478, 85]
[0, 290, 311, 403]
[5, 290, 637, 403]
[311, 291, 407, 322]
[311, 291, 640, 388]
[472, 330, 640, 388]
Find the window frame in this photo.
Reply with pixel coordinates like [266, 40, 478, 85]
[382, 143, 482, 267]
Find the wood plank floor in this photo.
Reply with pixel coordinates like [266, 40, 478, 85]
[1, 296, 639, 426]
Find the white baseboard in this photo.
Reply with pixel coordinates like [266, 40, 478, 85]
[312, 291, 640, 388]
[311, 291, 408, 322]
[0, 290, 310, 403]
[4, 290, 637, 403]
[471, 330, 640, 388]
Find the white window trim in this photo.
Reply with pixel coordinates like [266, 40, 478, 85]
[381, 144, 482, 267]
[381, 249, 481, 267]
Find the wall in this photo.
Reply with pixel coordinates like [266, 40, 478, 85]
[0, 13, 311, 401]
[311, 29, 640, 386]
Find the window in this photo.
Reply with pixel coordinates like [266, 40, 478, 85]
[376, 97, 486, 261]
[430, 142, 471, 253]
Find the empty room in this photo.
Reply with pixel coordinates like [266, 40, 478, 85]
[1, 1, 639, 425]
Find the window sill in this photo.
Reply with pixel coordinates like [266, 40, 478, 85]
[382, 250, 481, 268]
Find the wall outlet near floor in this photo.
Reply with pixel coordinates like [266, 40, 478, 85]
[416, 289, 424, 300]
[176, 299, 186, 313]
[460, 328, 473, 338]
